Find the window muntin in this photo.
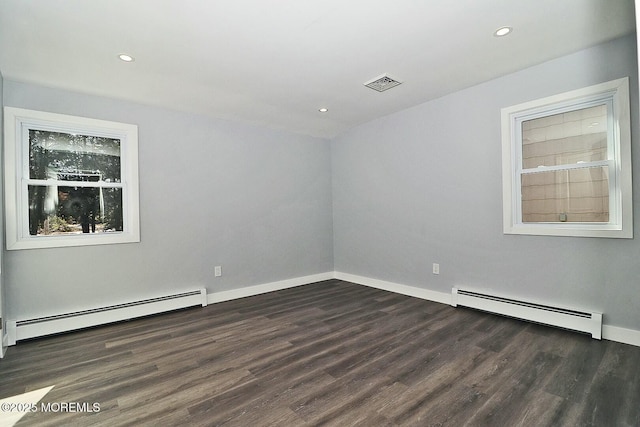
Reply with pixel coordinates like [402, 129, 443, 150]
[4, 107, 139, 249]
[501, 78, 632, 238]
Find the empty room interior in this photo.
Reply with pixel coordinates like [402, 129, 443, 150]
[1, 1, 640, 426]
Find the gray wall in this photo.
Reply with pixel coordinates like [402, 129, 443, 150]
[0, 70, 5, 343]
[3, 35, 639, 333]
[3, 82, 334, 320]
[332, 34, 640, 330]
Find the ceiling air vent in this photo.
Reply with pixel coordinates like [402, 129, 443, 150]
[364, 73, 402, 92]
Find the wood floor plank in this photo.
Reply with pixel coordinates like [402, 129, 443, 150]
[464, 350, 563, 426]
[544, 335, 608, 402]
[574, 340, 640, 426]
[1, 280, 638, 426]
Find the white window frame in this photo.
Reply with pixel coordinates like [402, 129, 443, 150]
[501, 77, 632, 238]
[4, 107, 140, 250]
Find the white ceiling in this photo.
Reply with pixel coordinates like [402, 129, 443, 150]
[0, 0, 636, 138]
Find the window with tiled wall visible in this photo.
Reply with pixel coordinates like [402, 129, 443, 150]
[520, 104, 608, 223]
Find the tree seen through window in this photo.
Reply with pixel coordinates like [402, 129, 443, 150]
[28, 130, 123, 236]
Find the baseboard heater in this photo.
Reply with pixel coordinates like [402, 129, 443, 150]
[7, 289, 207, 345]
[451, 287, 602, 339]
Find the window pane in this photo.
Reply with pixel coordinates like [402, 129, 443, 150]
[28, 185, 123, 236]
[521, 166, 609, 223]
[29, 129, 121, 182]
[521, 104, 607, 169]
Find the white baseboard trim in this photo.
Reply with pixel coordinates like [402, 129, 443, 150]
[207, 272, 335, 304]
[602, 325, 640, 347]
[7, 289, 207, 346]
[334, 272, 451, 305]
[4, 269, 637, 349]
[7, 320, 17, 346]
[0, 332, 7, 358]
[334, 271, 640, 348]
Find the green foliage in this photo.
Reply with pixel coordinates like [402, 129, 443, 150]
[48, 215, 74, 232]
[37, 215, 76, 234]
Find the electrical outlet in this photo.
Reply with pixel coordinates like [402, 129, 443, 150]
[214, 266, 222, 277]
[432, 263, 440, 275]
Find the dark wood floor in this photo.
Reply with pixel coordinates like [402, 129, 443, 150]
[1, 280, 639, 426]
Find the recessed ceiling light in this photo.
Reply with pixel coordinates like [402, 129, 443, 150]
[318, 108, 328, 113]
[118, 54, 135, 62]
[494, 26, 512, 37]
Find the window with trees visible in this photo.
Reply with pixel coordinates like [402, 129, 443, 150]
[4, 107, 140, 249]
[501, 78, 632, 238]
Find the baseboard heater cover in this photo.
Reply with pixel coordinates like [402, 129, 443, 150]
[8, 289, 207, 345]
[451, 287, 602, 339]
